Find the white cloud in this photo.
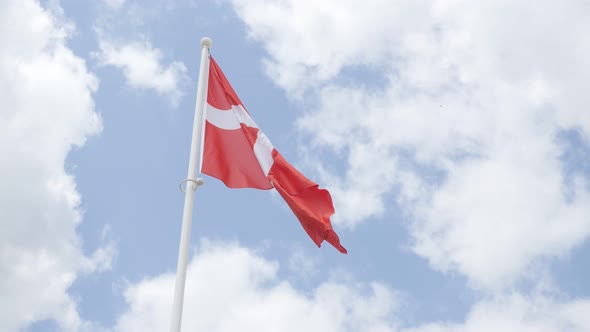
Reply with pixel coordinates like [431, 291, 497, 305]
[96, 36, 188, 106]
[113, 241, 399, 332]
[230, 0, 430, 96]
[112, 242, 590, 332]
[102, 0, 125, 10]
[0, 0, 114, 331]
[229, 0, 590, 290]
[287, 246, 319, 281]
[405, 294, 590, 332]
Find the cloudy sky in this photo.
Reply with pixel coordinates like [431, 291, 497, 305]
[2, 0, 590, 331]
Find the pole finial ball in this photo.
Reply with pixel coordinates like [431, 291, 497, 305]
[201, 37, 212, 48]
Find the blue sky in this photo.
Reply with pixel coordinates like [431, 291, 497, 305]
[2, 0, 590, 331]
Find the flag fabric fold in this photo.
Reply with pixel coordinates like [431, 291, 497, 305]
[201, 56, 347, 254]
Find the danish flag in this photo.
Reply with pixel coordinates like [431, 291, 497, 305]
[201, 57, 346, 254]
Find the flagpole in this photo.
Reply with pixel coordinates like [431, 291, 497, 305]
[170, 36, 211, 332]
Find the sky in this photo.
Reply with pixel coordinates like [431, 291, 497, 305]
[1, 0, 590, 331]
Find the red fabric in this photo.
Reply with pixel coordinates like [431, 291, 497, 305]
[201, 56, 347, 254]
[269, 151, 347, 253]
[202, 122, 272, 189]
[207, 57, 245, 109]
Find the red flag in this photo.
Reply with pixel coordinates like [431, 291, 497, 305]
[202, 56, 347, 254]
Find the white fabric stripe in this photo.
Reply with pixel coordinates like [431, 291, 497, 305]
[253, 130, 274, 176]
[206, 103, 257, 130]
[207, 102, 275, 177]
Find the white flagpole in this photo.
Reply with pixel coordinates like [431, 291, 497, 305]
[170, 36, 212, 332]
